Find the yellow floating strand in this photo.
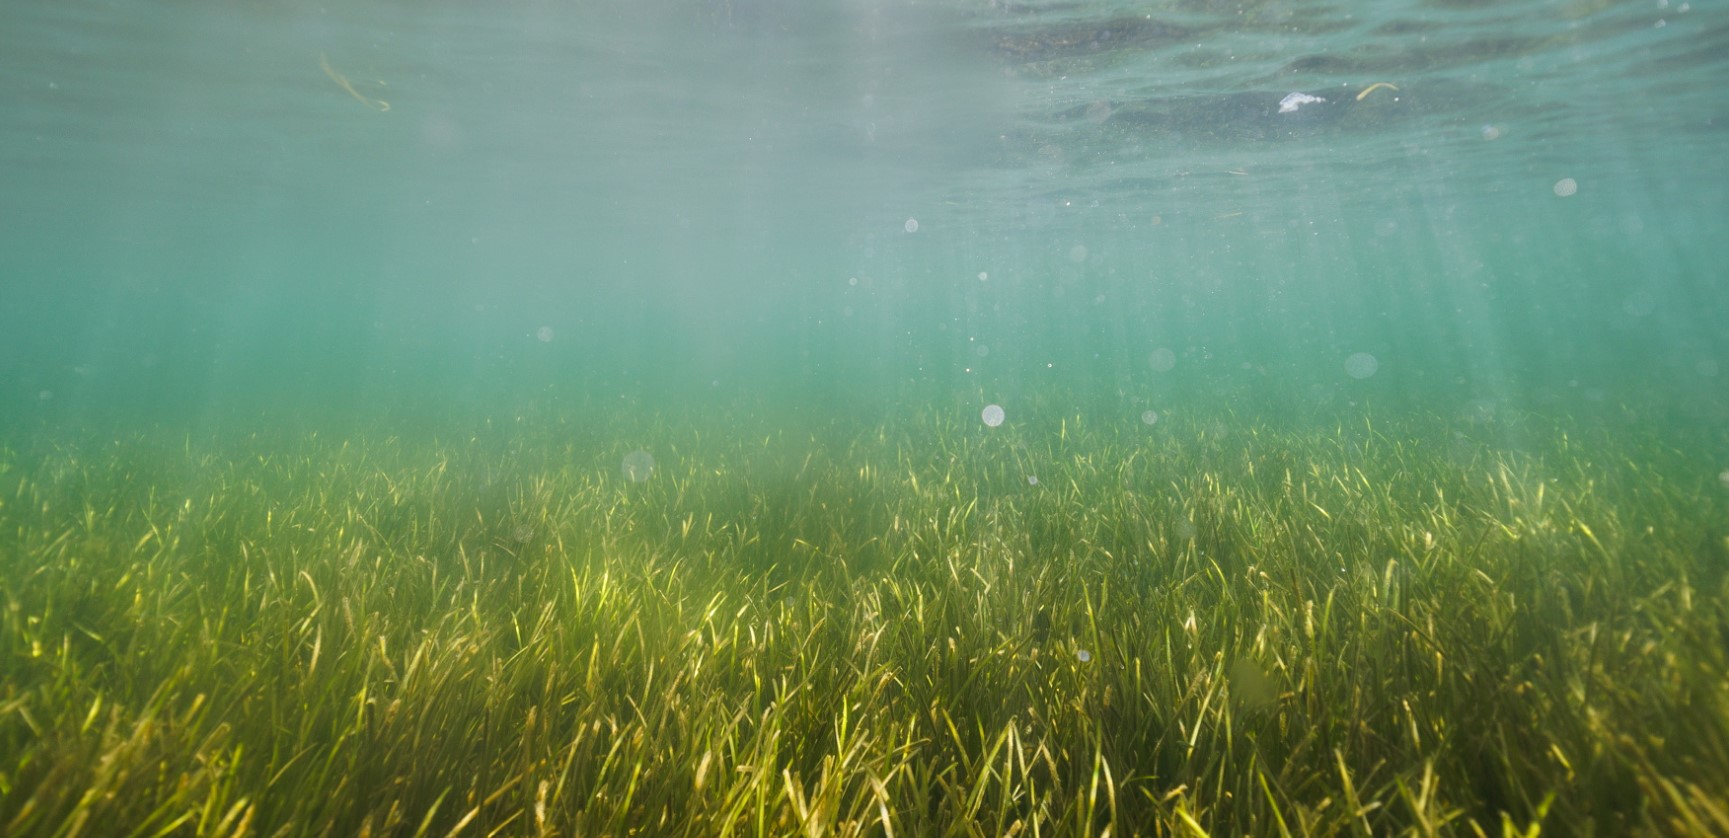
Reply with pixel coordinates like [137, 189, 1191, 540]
[320, 53, 390, 112]
[1356, 82, 1399, 102]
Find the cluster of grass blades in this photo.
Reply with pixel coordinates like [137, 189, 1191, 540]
[1, 405, 1725, 836]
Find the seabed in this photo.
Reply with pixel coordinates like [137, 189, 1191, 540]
[1, 404, 1725, 836]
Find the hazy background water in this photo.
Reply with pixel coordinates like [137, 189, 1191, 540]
[3, 0, 1725, 438]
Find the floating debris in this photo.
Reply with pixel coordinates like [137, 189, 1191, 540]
[320, 53, 390, 112]
[1278, 92, 1325, 114]
[1356, 82, 1399, 101]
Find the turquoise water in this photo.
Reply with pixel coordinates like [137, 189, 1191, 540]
[4, 4, 1729, 833]
[2, 0, 1725, 434]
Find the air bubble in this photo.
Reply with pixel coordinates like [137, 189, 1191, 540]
[1149, 348, 1176, 372]
[1344, 353, 1379, 380]
[621, 450, 656, 483]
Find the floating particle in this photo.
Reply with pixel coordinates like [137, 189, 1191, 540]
[904, 217, 920, 233]
[1027, 475, 1039, 486]
[1141, 409, 1160, 425]
[978, 271, 989, 282]
[536, 326, 555, 343]
[1344, 352, 1379, 380]
[975, 344, 990, 358]
[621, 450, 656, 483]
[1481, 124, 1502, 141]
[1149, 347, 1177, 372]
[1553, 178, 1578, 197]
[1076, 649, 1092, 663]
[1278, 92, 1325, 113]
[1068, 244, 1088, 263]
[981, 404, 1005, 427]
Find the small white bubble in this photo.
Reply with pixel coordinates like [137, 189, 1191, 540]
[1481, 124, 1501, 141]
[621, 450, 656, 483]
[1141, 409, 1159, 425]
[536, 326, 555, 343]
[1149, 347, 1176, 372]
[904, 217, 919, 233]
[1344, 352, 1379, 380]
[981, 404, 1005, 427]
[1553, 178, 1578, 197]
[1027, 475, 1039, 486]
[848, 276, 858, 286]
[977, 271, 988, 282]
[1076, 649, 1092, 663]
[974, 344, 990, 358]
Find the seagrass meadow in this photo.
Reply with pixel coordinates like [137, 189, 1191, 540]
[3, 401, 1726, 836]
[6, 0, 1729, 835]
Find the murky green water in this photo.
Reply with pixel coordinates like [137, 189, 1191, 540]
[3, 0, 1724, 438]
